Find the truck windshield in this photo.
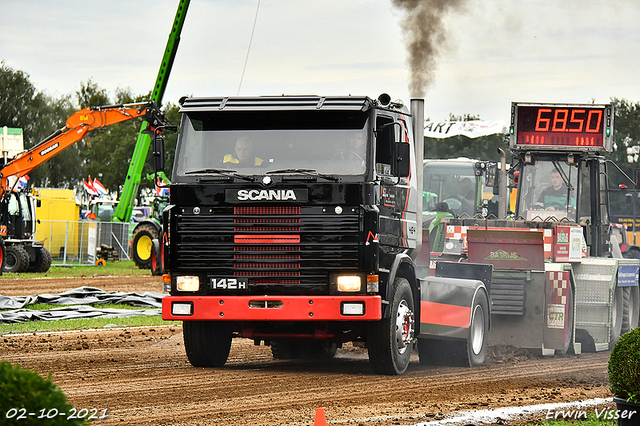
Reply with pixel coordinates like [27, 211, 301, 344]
[174, 110, 369, 176]
[518, 160, 579, 222]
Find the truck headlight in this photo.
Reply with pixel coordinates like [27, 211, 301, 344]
[176, 276, 200, 292]
[336, 275, 362, 292]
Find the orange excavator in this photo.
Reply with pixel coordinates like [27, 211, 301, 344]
[0, 102, 166, 273]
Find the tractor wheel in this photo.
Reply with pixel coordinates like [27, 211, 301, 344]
[131, 224, 158, 269]
[0, 237, 5, 274]
[610, 286, 624, 349]
[622, 286, 640, 334]
[183, 321, 232, 367]
[27, 247, 52, 273]
[624, 248, 640, 259]
[555, 284, 575, 356]
[4, 245, 29, 273]
[367, 277, 415, 375]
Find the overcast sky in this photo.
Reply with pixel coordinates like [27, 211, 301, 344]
[2, 0, 639, 122]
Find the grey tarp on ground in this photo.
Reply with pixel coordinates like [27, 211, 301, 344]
[0, 286, 165, 323]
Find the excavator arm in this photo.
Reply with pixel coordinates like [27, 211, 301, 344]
[0, 102, 165, 195]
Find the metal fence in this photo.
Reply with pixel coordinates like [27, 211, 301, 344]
[36, 220, 132, 266]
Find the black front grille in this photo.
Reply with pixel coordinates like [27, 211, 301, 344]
[174, 205, 360, 290]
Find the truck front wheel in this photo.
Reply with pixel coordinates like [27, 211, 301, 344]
[183, 321, 232, 367]
[367, 277, 414, 375]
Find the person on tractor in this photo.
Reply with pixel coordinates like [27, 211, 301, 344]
[535, 169, 572, 210]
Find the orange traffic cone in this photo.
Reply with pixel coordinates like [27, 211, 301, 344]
[313, 408, 327, 426]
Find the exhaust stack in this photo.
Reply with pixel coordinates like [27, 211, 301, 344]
[411, 98, 424, 254]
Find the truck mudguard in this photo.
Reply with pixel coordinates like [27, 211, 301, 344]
[419, 276, 489, 340]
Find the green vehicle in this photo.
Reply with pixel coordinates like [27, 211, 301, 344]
[114, 0, 189, 270]
[422, 158, 500, 252]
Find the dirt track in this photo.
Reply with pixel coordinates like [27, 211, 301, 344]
[0, 276, 616, 426]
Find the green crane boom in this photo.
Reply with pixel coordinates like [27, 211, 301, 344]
[112, 0, 189, 223]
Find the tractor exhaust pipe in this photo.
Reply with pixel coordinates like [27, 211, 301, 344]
[498, 147, 508, 218]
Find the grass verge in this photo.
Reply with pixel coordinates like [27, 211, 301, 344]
[0, 260, 152, 279]
[0, 315, 180, 334]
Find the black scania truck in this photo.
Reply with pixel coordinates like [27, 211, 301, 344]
[157, 95, 491, 375]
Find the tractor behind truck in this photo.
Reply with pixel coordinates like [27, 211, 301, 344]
[157, 95, 494, 375]
[442, 102, 639, 354]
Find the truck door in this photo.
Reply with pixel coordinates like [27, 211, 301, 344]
[376, 114, 413, 249]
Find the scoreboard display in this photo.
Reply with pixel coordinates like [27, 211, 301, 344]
[510, 103, 614, 152]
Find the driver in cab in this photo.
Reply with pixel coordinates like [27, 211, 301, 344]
[223, 137, 263, 167]
[535, 169, 572, 210]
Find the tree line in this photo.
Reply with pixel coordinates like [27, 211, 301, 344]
[0, 62, 179, 202]
[1, 61, 640, 209]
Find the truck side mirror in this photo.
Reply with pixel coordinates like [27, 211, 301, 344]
[153, 135, 165, 172]
[393, 142, 410, 178]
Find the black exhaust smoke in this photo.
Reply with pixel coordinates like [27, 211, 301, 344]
[391, 0, 468, 97]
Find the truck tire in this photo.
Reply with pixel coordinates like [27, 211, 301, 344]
[417, 338, 449, 365]
[367, 277, 414, 375]
[183, 321, 232, 367]
[622, 286, 640, 334]
[417, 292, 489, 367]
[4, 246, 29, 273]
[465, 291, 489, 366]
[131, 223, 158, 270]
[610, 286, 624, 348]
[150, 239, 163, 276]
[271, 340, 301, 359]
[27, 247, 52, 273]
[300, 341, 338, 359]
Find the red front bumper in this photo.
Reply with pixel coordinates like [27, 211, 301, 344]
[162, 294, 382, 321]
